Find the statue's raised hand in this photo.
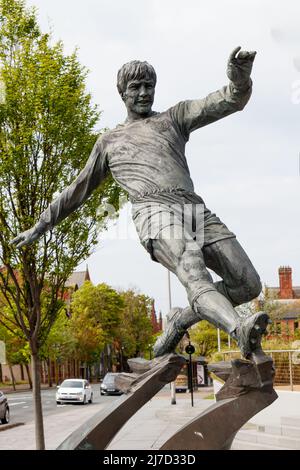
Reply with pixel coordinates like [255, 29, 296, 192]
[227, 46, 256, 86]
[11, 227, 41, 248]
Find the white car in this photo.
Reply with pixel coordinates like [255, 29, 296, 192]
[56, 379, 93, 405]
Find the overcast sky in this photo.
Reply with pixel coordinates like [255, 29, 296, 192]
[27, 0, 300, 315]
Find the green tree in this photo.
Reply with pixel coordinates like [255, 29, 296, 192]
[117, 289, 154, 364]
[40, 307, 75, 385]
[0, 319, 31, 388]
[0, 0, 123, 448]
[68, 307, 104, 373]
[70, 281, 124, 373]
[189, 320, 228, 359]
[69, 284, 154, 373]
[70, 281, 124, 343]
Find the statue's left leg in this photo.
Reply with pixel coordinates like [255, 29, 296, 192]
[153, 236, 268, 359]
[202, 237, 262, 307]
[201, 237, 269, 359]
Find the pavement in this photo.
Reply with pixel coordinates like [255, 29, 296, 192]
[0, 388, 214, 450]
[0, 383, 51, 394]
[0, 387, 300, 450]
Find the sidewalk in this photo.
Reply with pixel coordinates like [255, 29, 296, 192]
[0, 389, 214, 450]
[0, 383, 52, 394]
[0, 388, 299, 450]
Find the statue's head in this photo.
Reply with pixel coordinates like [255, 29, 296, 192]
[117, 60, 156, 119]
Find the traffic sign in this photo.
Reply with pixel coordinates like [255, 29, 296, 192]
[185, 344, 195, 355]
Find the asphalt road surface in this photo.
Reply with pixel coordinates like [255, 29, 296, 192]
[5, 385, 120, 425]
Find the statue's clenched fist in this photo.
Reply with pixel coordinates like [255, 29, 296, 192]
[227, 46, 256, 87]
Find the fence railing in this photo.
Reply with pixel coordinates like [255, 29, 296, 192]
[221, 350, 300, 391]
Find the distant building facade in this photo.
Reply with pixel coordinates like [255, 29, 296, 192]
[265, 266, 300, 337]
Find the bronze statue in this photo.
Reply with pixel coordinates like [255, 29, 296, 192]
[12, 47, 269, 361]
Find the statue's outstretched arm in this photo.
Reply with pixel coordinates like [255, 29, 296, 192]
[171, 47, 256, 138]
[11, 138, 108, 248]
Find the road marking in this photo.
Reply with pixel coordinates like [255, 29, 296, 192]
[7, 402, 26, 406]
[22, 406, 29, 409]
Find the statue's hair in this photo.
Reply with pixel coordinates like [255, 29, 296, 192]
[117, 60, 157, 96]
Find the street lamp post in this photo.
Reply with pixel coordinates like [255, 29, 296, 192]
[185, 331, 195, 408]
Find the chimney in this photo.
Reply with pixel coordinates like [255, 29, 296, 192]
[278, 266, 293, 299]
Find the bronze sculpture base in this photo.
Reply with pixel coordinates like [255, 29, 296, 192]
[160, 356, 277, 450]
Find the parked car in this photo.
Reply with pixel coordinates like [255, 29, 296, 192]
[56, 379, 93, 405]
[0, 391, 9, 424]
[100, 373, 123, 396]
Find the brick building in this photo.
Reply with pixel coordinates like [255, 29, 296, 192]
[266, 266, 300, 337]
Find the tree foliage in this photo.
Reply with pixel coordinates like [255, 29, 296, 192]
[117, 289, 154, 359]
[0, 317, 30, 365]
[40, 307, 75, 364]
[0, 0, 122, 350]
[70, 281, 124, 346]
[0, 0, 123, 448]
[189, 320, 228, 359]
[70, 282, 153, 360]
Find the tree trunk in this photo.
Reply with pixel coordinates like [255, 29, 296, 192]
[0, 363, 3, 383]
[54, 360, 58, 385]
[9, 364, 16, 391]
[20, 364, 25, 381]
[48, 358, 52, 387]
[41, 361, 46, 384]
[25, 363, 33, 389]
[31, 352, 45, 450]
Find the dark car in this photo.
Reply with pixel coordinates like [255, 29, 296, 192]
[0, 391, 9, 424]
[100, 373, 123, 396]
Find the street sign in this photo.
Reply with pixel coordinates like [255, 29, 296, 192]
[185, 344, 195, 355]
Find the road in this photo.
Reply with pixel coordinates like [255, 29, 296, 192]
[4, 385, 120, 425]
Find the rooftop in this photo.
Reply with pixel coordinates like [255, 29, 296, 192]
[65, 266, 91, 289]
